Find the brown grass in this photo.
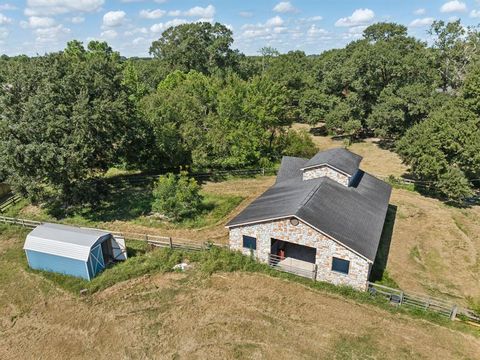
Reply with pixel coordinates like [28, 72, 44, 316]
[387, 189, 480, 303]
[1, 233, 479, 360]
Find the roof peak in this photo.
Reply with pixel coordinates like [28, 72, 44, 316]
[301, 148, 363, 176]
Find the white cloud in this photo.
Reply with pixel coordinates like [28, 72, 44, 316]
[124, 27, 148, 36]
[103, 11, 126, 27]
[132, 36, 147, 45]
[0, 4, 17, 11]
[184, 5, 215, 18]
[101, 29, 117, 39]
[70, 16, 85, 24]
[21, 16, 56, 28]
[470, 9, 480, 17]
[0, 13, 13, 25]
[139, 9, 166, 19]
[308, 16, 323, 21]
[409, 17, 435, 27]
[0, 27, 8, 40]
[150, 18, 188, 33]
[414, 8, 426, 15]
[34, 24, 70, 43]
[335, 8, 375, 27]
[307, 24, 327, 37]
[266, 16, 284, 27]
[440, 1, 467, 13]
[273, 1, 297, 14]
[25, 0, 104, 16]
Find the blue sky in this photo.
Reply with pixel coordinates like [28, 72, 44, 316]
[1, 1, 480, 57]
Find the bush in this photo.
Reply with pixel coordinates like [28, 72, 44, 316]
[280, 129, 318, 158]
[152, 171, 203, 221]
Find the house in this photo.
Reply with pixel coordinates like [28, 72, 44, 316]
[226, 148, 392, 291]
[24, 223, 127, 280]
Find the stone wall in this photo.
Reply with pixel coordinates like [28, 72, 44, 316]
[229, 218, 370, 290]
[302, 165, 349, 186]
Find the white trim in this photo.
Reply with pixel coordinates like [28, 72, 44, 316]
[300, 163, 352, 177]
[227, 215, 373, 264]
[85, 261, 91, 281]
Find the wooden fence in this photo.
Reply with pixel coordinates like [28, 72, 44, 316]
[0, 215, 218, 252]
[367, 282, 480, 325]
[0, 193, 20, 213]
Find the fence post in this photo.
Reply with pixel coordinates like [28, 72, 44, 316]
[450, 305, 458, 321]
[312, 264, 318, 281]
[262, 168, 265, 176]
[169, 237, 173, 249]
[145, 234, 148, 242]
[399, 291, 404, 306]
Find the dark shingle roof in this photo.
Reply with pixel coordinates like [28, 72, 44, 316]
[301, 148, 363, 176]
[227, 152, 391, 262]
[276, 156, 307, 183]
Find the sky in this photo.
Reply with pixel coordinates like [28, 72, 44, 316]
[1, 0, 480, 57]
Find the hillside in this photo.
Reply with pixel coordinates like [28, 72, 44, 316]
[0, 227, 479, 359]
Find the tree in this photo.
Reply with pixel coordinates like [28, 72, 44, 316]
[396, 99, 480, 201]
[152, 172, 203, 221]
[429, 20, 480, 91]
[0, 41, 140, 211]
[149, 22, 240, 75]
[367, 84, 435, 139]
[363, 22, 408, 42]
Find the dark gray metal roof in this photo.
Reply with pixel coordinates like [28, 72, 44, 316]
[227, 153, 391, 262]
[301, 148, 362, 176]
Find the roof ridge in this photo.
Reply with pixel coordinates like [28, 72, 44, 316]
[296, 180, 325, 212]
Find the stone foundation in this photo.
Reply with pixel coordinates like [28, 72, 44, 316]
[229, 218, 370, 291]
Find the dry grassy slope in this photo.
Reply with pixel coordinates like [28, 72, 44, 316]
[1, 250, 479, 360]
[389, 189, 480, 301]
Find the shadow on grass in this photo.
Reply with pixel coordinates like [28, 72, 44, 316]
[370, 204, 397, 286]
[77, 182, 154, 222]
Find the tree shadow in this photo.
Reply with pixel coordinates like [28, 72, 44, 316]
[369, 204, 397, 282]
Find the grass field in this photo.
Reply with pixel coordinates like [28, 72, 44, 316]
[1, 226, 479, 359]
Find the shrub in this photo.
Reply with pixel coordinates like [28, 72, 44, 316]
[280, 129, 318, 158]
[152, 171, 203, 221]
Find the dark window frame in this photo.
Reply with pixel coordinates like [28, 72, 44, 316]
[331, 257, 350, 275]
[242, 235, 257, 250]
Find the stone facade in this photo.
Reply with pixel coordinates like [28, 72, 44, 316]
[229, 218, 371, 291]
[302, 165, 350, 186]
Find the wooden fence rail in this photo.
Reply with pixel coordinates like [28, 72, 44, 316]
[0, 215, 220, 252]
[1, 216, 480, 326]
[0, 193, 21, 213]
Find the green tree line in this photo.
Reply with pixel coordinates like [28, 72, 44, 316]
[1, 20, 479, 210]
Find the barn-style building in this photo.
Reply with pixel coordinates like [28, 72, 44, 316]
[226, 148, 392, 290]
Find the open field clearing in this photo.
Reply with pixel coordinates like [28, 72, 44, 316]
[0, 226, 479, 360]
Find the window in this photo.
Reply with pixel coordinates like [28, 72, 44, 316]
[331, 257, 350, 275]
[242, 235, 257, 250]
